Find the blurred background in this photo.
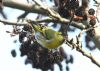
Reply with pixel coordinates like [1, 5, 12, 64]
[0, 0, 100, 71]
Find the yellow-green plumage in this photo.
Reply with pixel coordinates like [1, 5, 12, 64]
[32, 24, 65, 49]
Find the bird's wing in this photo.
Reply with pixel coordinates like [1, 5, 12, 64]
[43, 28, 55, 40]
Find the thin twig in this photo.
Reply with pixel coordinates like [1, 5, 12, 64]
[66, 37, 100, 68]
[0, 19, 26, 26]
[78, 24, 100, 38]
[0, 18, 86, 30]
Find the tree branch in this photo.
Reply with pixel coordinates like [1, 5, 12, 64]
[2, 0, 57, 15]
[0, 18, 86, 30]
[0, 19, 26, 26]
[66, 36, 100, 68]
[2, 0, 87, 30]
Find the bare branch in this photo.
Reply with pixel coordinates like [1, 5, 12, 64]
[0, 18, 86, 30]
[0, 19, 26, 26]
[67, 24, 100, 67]
[66, 37, 100, 68]
[77, 46, 100, 67]
[2, 0, 57, 15]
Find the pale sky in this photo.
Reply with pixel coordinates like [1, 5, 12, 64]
[0, 0, 100, 71]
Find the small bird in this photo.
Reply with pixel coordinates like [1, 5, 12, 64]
[31, 24, 65, 49]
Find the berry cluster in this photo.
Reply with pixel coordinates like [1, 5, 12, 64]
[54, 0, 89, 21]
[11, 24, 74, 71]
[58, 0, 79, 18]
[88, 8, 96, 26]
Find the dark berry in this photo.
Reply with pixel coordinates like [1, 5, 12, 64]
[89, 19, 96, 26]
[88, 8, 95, 15]
[69, 55, 74, 64]
[66, 66, 69, 71]
[11, 50, 16, 57]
